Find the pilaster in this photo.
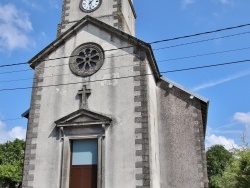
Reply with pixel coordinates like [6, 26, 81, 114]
[22, 62, 45, 188]
[193, 106, 209, 188]
[133, 52, 151, 188]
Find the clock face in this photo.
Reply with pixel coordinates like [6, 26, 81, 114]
[80, 0, 101, 12]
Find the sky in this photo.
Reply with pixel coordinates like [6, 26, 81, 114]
[0, 0, 250, 150]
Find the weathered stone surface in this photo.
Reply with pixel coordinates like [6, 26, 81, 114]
[157, 80, 208, 188]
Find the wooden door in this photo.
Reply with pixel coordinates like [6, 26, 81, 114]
[70, 140, 98, 188]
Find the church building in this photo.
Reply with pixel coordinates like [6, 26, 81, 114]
[22, 0, 209, 188]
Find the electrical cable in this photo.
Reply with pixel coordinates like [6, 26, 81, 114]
[0, 64, 135, 83]
[0, 59, 249, 92]
[0, 30, 249, 77]
[0, 69, 31, 75]
[154, 31, 250, 51]
[1, 45, 250, 83]
[0, 29, 250, 69]
[157, 46, 250, 62]
[2, 23, 250, 121]
[2, 59, 250, 122]
[0, 118, 23, 122]
[150, 23, 250, 44]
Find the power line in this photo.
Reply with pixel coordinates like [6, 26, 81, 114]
[0, 69, 30, 75]
[0, 77, 32, 83]
[0, 27, 250, 69]
[0, 64, 135, 83]
[0, 59, 249, 92]
[157, 46, 250, 62]
[58, 19, 250, 38]
[0, 30, 249, 76]
[1, 45, 250, 84]
[2, 58, 250, 122]
[1, 118, 23, 122]
[162, 59, 250, 73]
[0, 53, 131, 75]
[0, 62, 27, 68]
[2, 24, 250, 121]
[154, 31, 250, 51]
[0, 52, 130, 68]
[150, 23, 250, 44]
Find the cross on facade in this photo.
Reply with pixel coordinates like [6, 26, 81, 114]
[78, 85, 91, 109]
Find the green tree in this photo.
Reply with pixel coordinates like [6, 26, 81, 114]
[0, 139, 25, 188]
[219, 148, 250, 188]
[235, 148, 250, 187]
[206, 145, 233, 188]
[218, 161, 238, 188]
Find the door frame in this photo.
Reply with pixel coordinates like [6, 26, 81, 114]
[69, 139, 99, 188]
[60, 134, 105, 188]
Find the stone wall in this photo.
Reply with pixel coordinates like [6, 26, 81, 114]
[157, 80, 208, 188]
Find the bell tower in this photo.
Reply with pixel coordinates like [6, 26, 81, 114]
[58, 0, 136, 36]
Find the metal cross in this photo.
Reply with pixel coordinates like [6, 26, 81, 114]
[77, 85, 91, 109]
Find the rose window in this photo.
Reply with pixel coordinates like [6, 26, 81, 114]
[69, 43, 104, 77]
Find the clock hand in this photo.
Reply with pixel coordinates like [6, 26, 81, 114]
[89, 0, 93, 8]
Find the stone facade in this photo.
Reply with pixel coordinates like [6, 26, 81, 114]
[22, 1, 209, 188]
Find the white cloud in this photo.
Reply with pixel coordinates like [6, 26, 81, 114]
[181, 0, 195, 8]
[0, 3, 34, 52]
[216, 0, 233, 5]
[211, 0, 234, 6]
[233, 112, 250, 126]
[0, 120, 5, 129]
[20, 0, 43, 10]
[0, 120, 26, 143]
[192, 70, 250, 91]
[48, 0, 60, 9]
[219, 0, 229, 4]
[206, 134, 239, 150]
[182, 0, 195, 5]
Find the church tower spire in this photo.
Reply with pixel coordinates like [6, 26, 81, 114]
[58, 0, 136, 36]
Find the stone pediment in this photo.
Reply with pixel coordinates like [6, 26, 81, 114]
[27, 15, 160, 79]
[55, 109, 112, 127]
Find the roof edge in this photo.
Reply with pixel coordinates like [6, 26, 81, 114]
[21, 109, 30, 119]
[161, 77, 209, 103]
[54, 108, 112, 125]
[128, 0, 137, 18]
[27, 16, 160, 79]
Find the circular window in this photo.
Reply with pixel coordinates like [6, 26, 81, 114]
[69, 43, 105, 77]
